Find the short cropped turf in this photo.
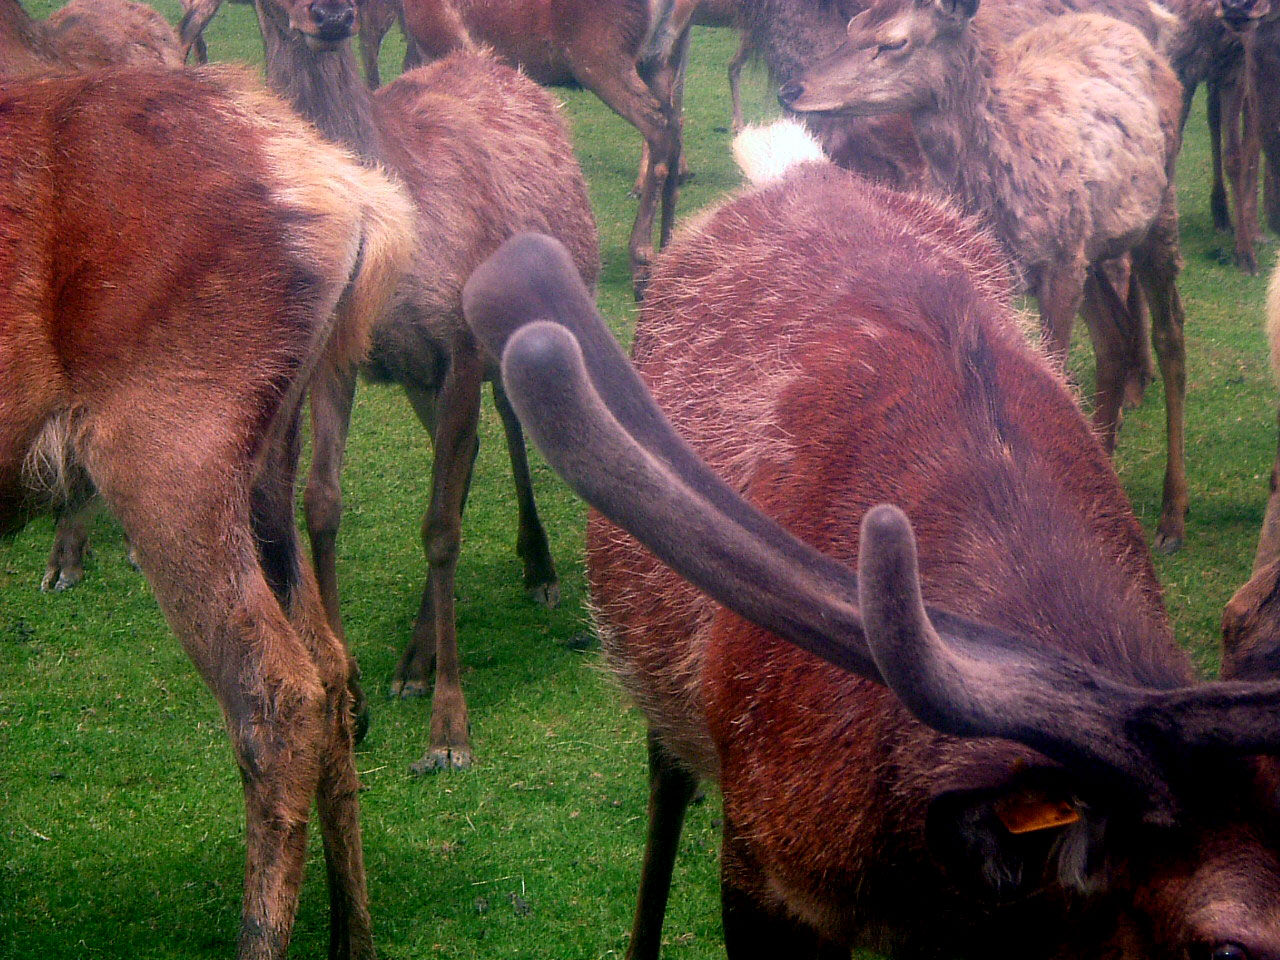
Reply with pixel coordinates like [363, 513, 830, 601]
[1, 4, 1276, 958]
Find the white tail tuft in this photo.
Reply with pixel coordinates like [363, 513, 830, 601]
[732, 120, 828, 187]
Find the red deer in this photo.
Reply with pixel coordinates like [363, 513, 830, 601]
[781, 0, 1190, 553]
[248, 0, 599, 771]
[457, 182, 1280, 959]
[0, 1, 190, 593]
[180, 0, 402, 86]
[1, 0, 181, 76]
[390, 0, 687, 296]
[1, 64, 415, 959]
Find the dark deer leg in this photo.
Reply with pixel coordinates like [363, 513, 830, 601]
[178, 0, 223, 63]
[303, 364, 370, 741]
[491, 381, 558, 606]
[251, 405, 373, 959]
[357, 0, 398, 89]
[43, 495, 97, 591]
[1211, 77, 1232, 234]
[1034, 259, 1087, 363]
[626, 731, 700, 960]
[408, 344, 485, 773]
[1222, 49, 1261, 275]
[573, 52, 677, 299]
[1133, 204, 1189, 554]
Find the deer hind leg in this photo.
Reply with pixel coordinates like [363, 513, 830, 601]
[403, 347, 484, 773]
[1133, 207, 1189, 555]
[1222, 53, 1262, 275]
[252, 406, 373, 960]
[302, 364, 369, 741]
[43, 489, 98, 591]
[625, 731, 700, 960]
[82, 395, 369, 960]
[1034, 258, 1087, 364]
[491, 380, 558, 607]
[1081, 258, 1152, 451]
[573, 50, 679, 299]
[178, 0, 223, 63]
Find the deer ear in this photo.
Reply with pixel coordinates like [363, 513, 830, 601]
[1222, 558, 1280, 681]
[927, 779, 1102, 901]
[934, 0, 980, 21]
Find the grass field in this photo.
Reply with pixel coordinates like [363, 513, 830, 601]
[2, 4, 1277, 958]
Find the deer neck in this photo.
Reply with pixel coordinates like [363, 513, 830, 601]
[254, 1, 386, 163]
[909, 34, 1020, 270]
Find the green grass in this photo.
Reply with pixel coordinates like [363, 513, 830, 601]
[1, 4, 1276, 958]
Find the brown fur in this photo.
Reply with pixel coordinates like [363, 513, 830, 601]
[0, 64, 414, 959]
[1, 0, 180, 77]
[786, 1, 1191, 552]
[588, 163, 1280, 959]
[0, 1, 190, 593]
[394, 0, 687, 295]
[253, 0, 599, 772]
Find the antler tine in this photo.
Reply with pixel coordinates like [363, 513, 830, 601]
[497, 317, 879, 677]
[1129, 679, 1280, 756]
[858, 505, 1178, 817]
[464, 234, 881, 602]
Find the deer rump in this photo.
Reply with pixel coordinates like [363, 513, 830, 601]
[459, 162, 1280, 958]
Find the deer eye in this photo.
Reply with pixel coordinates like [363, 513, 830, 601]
[874, 38, 908, 57]
[1210, 943, 1250, 960]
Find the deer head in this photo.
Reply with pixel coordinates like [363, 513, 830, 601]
[779, 0, 979, 115]
[260, 0, 365, 49]
[1217, 0, 1273, 32]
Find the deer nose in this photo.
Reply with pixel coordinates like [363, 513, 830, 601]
[778, 80, 804, 108]
[308, 1, 355, 34]
[1220, 0, 1262, 23]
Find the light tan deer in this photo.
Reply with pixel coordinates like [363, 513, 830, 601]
[783, 0, 1190, 552]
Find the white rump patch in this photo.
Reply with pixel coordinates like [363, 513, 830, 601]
[732, 120, 828, 187]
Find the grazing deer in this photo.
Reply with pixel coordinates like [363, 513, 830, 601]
[249, 0, 599, 772]
[781, 0, 1190, 553]
[391, 0, 687, 296]
[458, 195, 1280, 959]
[2, 63, 415, 959]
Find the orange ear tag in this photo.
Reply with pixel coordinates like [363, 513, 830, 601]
[994, 791, 1081, 835]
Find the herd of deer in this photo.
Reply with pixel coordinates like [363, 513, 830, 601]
[7, 0, 1280, 957]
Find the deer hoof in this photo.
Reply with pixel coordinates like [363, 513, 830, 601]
[41, 565, 83, 592]
[351, 704, 371, 745]
[389, 678, 429, 699]
[410, 746, 473, 775]
[1153, 528, 1184, 555]
[528, 581, 560, 609]
[1236, 250, 1259, 276]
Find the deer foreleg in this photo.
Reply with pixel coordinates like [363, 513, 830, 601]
[1134, 206, 1189, 554]
[575, 54, 677, 299]
[625, 731, 700, 960]
[407, 347, 484, 773]
[491, 380, 558, 607]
